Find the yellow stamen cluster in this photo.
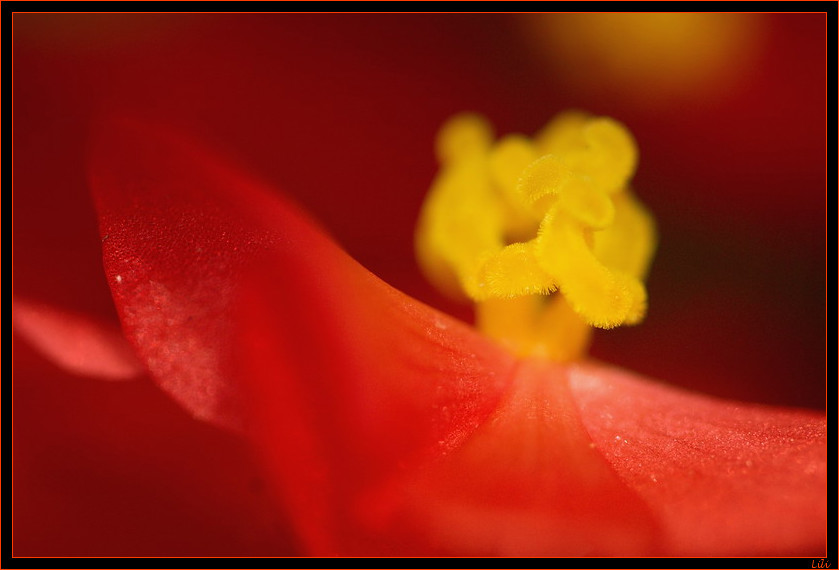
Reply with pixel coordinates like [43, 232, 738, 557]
[415, 112, 656, 361]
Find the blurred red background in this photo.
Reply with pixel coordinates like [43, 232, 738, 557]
[12, 13, 825, 556]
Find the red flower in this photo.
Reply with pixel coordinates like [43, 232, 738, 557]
[73, 117, 824, 556]
[13, 14, 826, 557]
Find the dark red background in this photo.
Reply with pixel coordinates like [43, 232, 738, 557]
[13, 14, 826, 556]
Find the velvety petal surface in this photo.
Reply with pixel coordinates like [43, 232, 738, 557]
[89, 118, 331, 430]
[568, 366, 827, 556]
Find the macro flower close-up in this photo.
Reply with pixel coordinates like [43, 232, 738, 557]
[11, 13, 827, 558]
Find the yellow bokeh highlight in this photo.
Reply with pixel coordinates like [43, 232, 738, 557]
[416, 112, 656, 361]
[522, 13, 766, 105]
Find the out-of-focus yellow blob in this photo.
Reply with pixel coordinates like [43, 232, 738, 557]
[521, 13, 766, 105]
[415, 112, 656, 361]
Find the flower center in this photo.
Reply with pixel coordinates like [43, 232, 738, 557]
[415, 112, 656, 361]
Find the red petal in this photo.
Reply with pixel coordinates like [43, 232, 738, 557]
[89, 116, 825, 557]
[90, 116, 655, 555]
[237, 242, 663, 555]
[237, 246, 521, 554]
[89, 117, 329, 429]
[568, 365, 827, 555]
[13, 296, 143, 380]
[237, 240, 825, 556]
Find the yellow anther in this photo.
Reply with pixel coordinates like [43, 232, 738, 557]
[518, 156, 615, 228]
[474, 242, 557, 300]
[415, 112, 656, 361]
[535, 204, 644, 329]
[487, 136, 540, 240]
[536, 110, 591, 154]
[575, 118, 639, 194]
[415, 156, 504, 300]
[435, 113, 493, 164]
